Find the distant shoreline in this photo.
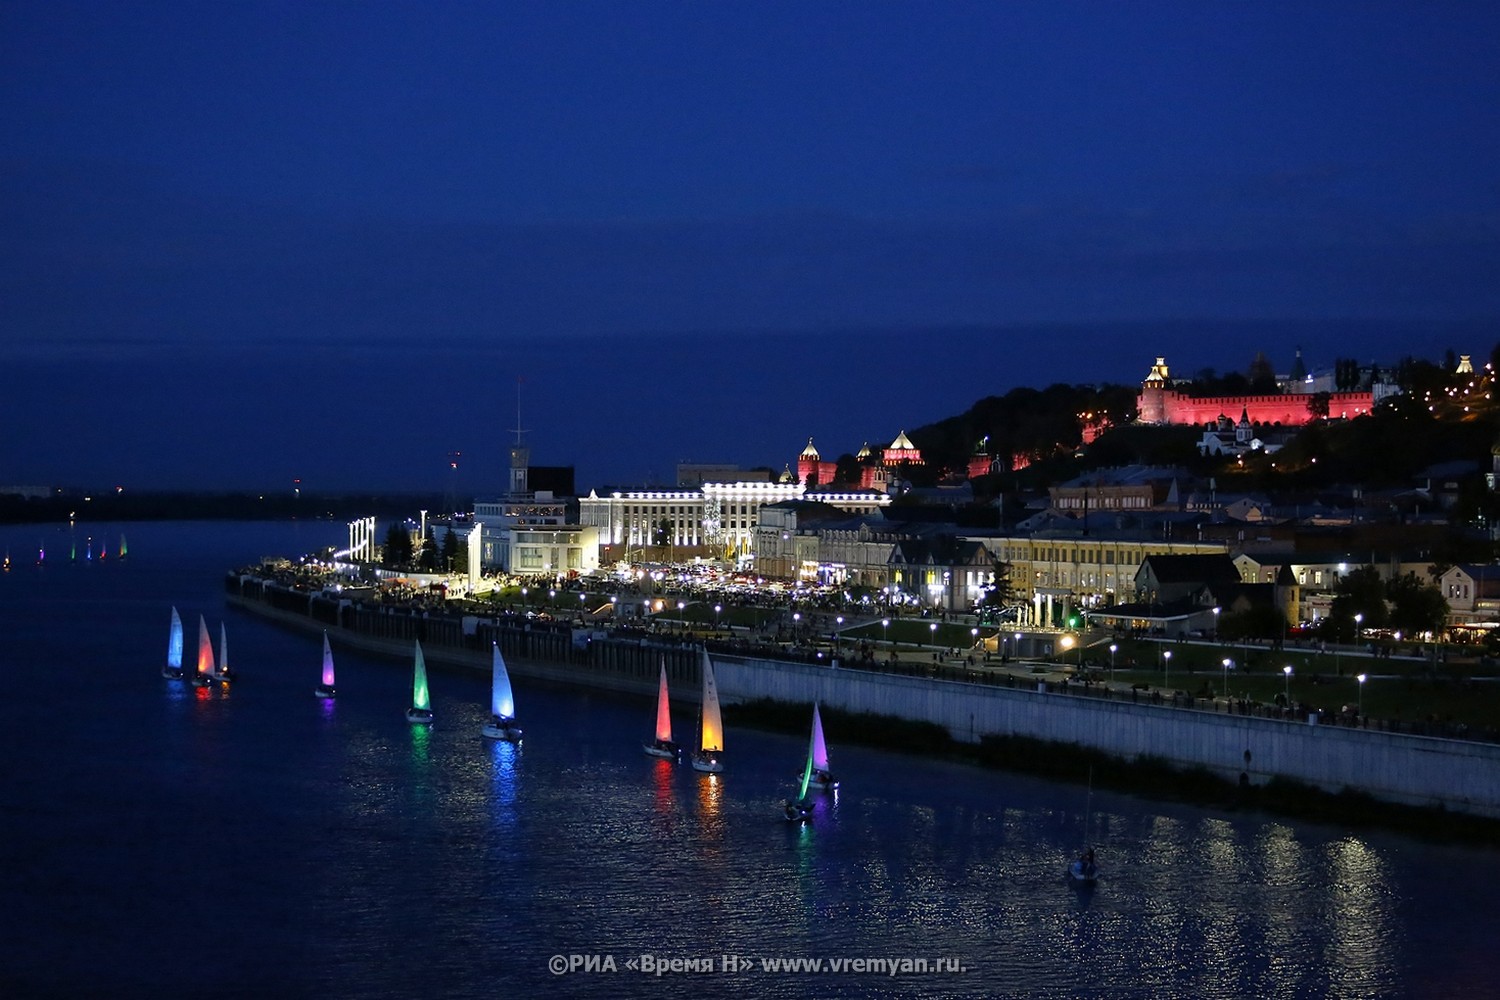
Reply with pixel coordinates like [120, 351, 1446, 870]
[0, 491, 446, 526]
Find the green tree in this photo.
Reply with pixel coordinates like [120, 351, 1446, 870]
[653, 517, 672, 547]
[440, 529, 460, 572]
[1386, 572, 1450, 637]
[1248, 352, 1278, 393]
[1322, 565, 1389, 641]
[417, 527, 439, 571]
[1306, 391, 1331, 420]
[382, 522, 413, 569]
[973, 558, 1015, 619]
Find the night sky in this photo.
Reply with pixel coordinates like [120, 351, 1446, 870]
[3, 2, 1497, 492]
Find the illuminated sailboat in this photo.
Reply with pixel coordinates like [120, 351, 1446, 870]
[211, 622, 235, 683]
[642, 660, 680, 759]
[405, 639, 433, 724]
[781, 703, 835, 822]
[162, 607, 185, 679]
[314, 632, 337, 698]
[480, 642, 522, 740]
[690, 648, 723, 774]
[118, 534, 128, 560]
[802, 702, 838, 792]
[191, 615, 214, 687]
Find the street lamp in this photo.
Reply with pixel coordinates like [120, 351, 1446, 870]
[714, 603, 722, 633]
[1283, 664, 1292, 702]
[1109, 643, 1117, 684]
[1222, 657, 1233, 697]
[882, 617, 890, 649]
[1357, 672, 1367, 715]
[1212, 606, 1220, 639]
[836, 615, 844, 652]
[1354, 612, 1363, 647]
[1163, 649, 1172, 687]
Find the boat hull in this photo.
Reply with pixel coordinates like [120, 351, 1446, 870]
[161, 668, 183, 680]
[643, 740, 680, 759]
[314, 684, 336, 698]
[406, 708, 434, 725]
[481, 719, 523, 741]
[691, 752, 723, 774]
[780, 800, 813, 823]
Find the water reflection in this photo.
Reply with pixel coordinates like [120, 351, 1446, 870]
[408, 721, 431, 766]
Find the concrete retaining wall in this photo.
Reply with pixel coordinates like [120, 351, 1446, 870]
[712, 655, 1500, 819]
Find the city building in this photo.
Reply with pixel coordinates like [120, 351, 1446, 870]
[580, 481, 890, 564]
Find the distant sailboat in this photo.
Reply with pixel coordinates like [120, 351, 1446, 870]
[212, 622, 235, 683]
[314, 632, 337, 698]
[191, 615, 214, 687]
[405, 639, 434, 724]
[690, 648, 723, 774]
[643, 660, 680, 758]
[36, 541, 44, 567]
[480, 642, 522, 741]
[2, 548, 9, 572]
[118, 534, 128, 560]
[162, 607, 185, 679]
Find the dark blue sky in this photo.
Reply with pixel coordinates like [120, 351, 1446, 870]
[3, 2, 1497, 492]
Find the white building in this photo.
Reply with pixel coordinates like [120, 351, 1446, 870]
[580, 482, 890, 563]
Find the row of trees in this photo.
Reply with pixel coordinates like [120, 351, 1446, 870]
[382, 523, 467, 573]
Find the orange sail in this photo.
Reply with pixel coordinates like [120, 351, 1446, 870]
[699, 648, 723, 753]
[654, 661, 673, 744]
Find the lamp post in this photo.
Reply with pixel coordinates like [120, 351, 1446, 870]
[882, 617, 890, 650]
[1109, 643, 1117, 684]
[836, 615, 844, 653]
[714, 603, 722, 634]
[1354, 612, 1363, 648]
[521, 586, 527, 613]
[1283, 664, 1293, 702]
[1222, 657, 1233, 698]
[1163, 649, 1171, 688]
[1357, 672, 1367, 715]
[1212, 606, 1220, 639]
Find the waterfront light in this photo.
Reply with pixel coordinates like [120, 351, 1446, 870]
[1163, 648, 1171, 687]
[1283, 664, 1293, 701]
[1358, 672, 1367, 715]
[882, 618, 890, 647]
[1222, 657, 1233, 697]
[1109, 643, 1117, 683]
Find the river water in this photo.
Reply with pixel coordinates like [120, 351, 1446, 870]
[0, 520, 1494, 999]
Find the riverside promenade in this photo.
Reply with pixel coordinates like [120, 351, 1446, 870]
[226, 570, 1500, 820]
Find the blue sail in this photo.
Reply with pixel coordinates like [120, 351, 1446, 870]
[490, 643, 515, 720]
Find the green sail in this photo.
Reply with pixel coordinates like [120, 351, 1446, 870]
[411, 641, 431, 711]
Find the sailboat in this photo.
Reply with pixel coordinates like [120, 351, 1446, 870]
[1067, 766, 1100, 887]
[801, 702, 838, 792]
[642, 660, 680, 758]
[314, 632, 337, 698]
[162, 607, 185, 679]
[405, 639, 434, 724]
[480, 642, 523, 741]
[212, 622, 235, 683]
[781, 702, 836, 822]
[191, 615, 214, 687]
[690, 647, 723, 773]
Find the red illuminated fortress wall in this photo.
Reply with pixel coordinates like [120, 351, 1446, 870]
[1138, 388, 1375, 426]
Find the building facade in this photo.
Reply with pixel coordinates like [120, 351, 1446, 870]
[580, 482, 890, 564]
